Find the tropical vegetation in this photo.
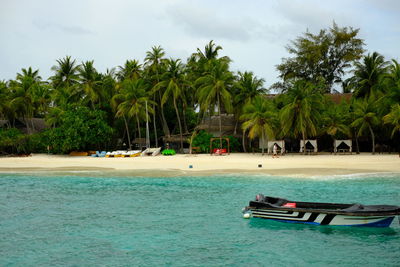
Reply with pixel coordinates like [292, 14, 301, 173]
[1, 23, 399, 155]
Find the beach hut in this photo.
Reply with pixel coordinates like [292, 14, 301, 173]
[266, 140, 285, 155]
[334, 140, 352, 154]
[299, 140, 318, 154]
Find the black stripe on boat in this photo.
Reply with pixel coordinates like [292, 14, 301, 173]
[306, 212, 319, 222]
[320, 214, 336, 225]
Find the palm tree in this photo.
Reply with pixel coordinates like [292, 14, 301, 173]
[234, 71, 266, 105]
[17, 67, 42, 82]
[16, 67, 47, 118]
[383, 60, 400, 105]
[234, 71, 266, 140]
[233, 71, 266, 151]
[145, 45, 170, 142]
[240, 96, 276, 155]
[383, 104, 400, 138]
[50, 56, 81, 107]
[351, 97, 380, 154]
[195, 40, 223, 61]
[117, 60, 142, 82]
[154, 59, 186, 152]
[78, 61, 102, 109]
[45, 107, 64, 128]
[384, 103, 400, 156]
[112, 79, 153, 150]
[196, 58, 234, 146]
[322, 99, 352, 151]
[352, 52, 388, 98]
[0, 80, 15, 127]
[31, 82, 51, 117]
[9, 72, 36, 132]
[280, 80, 323, 152]
[99, 68, 117, 108]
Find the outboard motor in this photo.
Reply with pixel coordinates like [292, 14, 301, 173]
[255, 194, 265, 202]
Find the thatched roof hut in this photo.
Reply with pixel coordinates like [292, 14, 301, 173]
[197, 114, 239, 137]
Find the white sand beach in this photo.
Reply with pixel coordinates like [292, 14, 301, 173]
[0, 153, 399, 177]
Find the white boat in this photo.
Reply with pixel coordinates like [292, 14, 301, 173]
[243, 195, 400, 227]
[141, 147, 161, 156]
[122, 150, 141, 157]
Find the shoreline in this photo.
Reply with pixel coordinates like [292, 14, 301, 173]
[1, 153, 399, 177]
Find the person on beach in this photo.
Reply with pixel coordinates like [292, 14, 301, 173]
[272, 144, 278, 158]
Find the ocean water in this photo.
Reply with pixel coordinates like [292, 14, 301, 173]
[1, 172, 400, 266]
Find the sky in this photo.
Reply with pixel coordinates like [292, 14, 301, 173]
[1, 0, 399, 89]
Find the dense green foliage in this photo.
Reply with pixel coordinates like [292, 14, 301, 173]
[191, 130, 240, 153]
[191, 130, 214, 153]
[1, 23, 400, 155]
[0, 128, 24, 154]
[275, 23, 364, 93]
[45, 106, 113, 154]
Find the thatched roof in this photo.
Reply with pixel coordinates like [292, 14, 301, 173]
[162, 133, 192, 143]
[132, 138, 146, 144]
[328, 93, 352, 104]
[265, 93, 353, 103]
[198, 114, 236, 131]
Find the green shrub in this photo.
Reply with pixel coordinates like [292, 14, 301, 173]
[0, 128, 23, 154]
[46, 106, 113, 154]
[191, 130, 213, 153]
[210, 135, 241, 152]
[191, 130, 241, 153]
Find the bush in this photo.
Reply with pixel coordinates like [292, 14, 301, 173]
[191, 130, 241, 153]
[0, 128, 23, 154]
[191, 130, 213, 153]
[46, 106, 113, 154]
[210, 135, 241, 152]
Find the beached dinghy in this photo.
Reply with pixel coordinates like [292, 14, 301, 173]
[243, 195, 400, 227]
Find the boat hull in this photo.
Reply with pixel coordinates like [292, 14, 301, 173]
[245, 208, 395, 227]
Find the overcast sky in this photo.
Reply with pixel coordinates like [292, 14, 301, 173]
[1, 0, 399, 89]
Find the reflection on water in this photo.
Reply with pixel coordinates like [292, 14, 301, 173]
[248, 217, 399, 237]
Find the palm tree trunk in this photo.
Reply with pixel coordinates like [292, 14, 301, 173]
[217, 93, 222, 148]
[333, 138, 336, 154]
[123, 115, 132, 150]
[23, 117, 30, 134]
[31, 117, 35, 132]
[182, 105, 189, 134]
[152, 101, 158, 147]
[354, 129, 360, 154]
[302, 131, 306, 155]
[242, 130, 247, 152]
[234, 119, 238, 135]
[173, 98, 183, 153]
[261, 128, 265, 155]
[136, 114, 141, 140]
[368, 124, 375, 154]
[159, 91, 170, 137]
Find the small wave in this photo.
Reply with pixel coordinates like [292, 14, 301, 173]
[309, 172, 400, 180]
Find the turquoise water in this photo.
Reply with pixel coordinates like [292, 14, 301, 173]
[1, 173, 400, 266]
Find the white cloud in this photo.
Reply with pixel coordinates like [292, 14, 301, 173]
[32, 20, 94, 35]
[0, 0, 399, 89]
[165, 3, 252, 41]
